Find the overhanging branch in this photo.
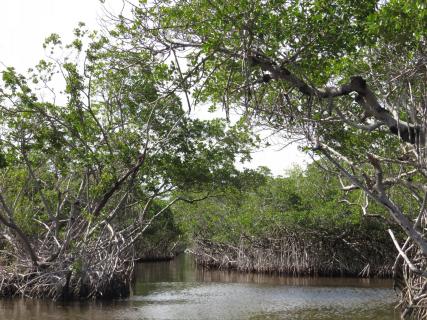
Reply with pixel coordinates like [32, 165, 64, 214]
[250, 52, 423, 145]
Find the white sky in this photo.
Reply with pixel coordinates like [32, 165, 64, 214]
[0, 0, 310, 176]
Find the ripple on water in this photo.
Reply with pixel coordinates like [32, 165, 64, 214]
[0, 255, 400, 320]
[126, 280, 398, 320]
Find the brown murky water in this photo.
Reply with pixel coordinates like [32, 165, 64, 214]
[0, 254, 399, 319]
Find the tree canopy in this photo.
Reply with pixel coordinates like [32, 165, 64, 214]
[0, 0, 426, 317]
[107, 0, 426, 316]
[0, 23, 254, 299]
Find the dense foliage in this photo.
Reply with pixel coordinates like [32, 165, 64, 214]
[0, 1, 426, 317]
[174, 163, 395, 276]
[107, 0, 426, 316]
[0, 25, 254, 299]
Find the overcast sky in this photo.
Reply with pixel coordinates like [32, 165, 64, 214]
[0, 0, 309, 175]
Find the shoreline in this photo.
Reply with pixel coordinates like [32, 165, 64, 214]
[186, 236, 395, 278]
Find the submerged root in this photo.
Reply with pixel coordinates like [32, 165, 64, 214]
[0, 218, 135, 300]
[0, 249, 133, 300]
[190, 231, 395, 277]
[0, 265, 132, 300]
[394, 247, 427, 319]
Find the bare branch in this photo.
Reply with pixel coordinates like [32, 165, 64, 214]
[388, 229, 427, 277]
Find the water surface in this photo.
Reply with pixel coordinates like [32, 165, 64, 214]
[0, 254, 399, 319]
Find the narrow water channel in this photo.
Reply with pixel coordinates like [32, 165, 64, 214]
[0, 254, 399, 319]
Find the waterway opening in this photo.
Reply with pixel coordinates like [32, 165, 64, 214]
[0, 254, 399, 319]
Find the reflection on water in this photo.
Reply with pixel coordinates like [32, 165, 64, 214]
[0, 254, 399, 319]
[135, 255, 394, 288]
